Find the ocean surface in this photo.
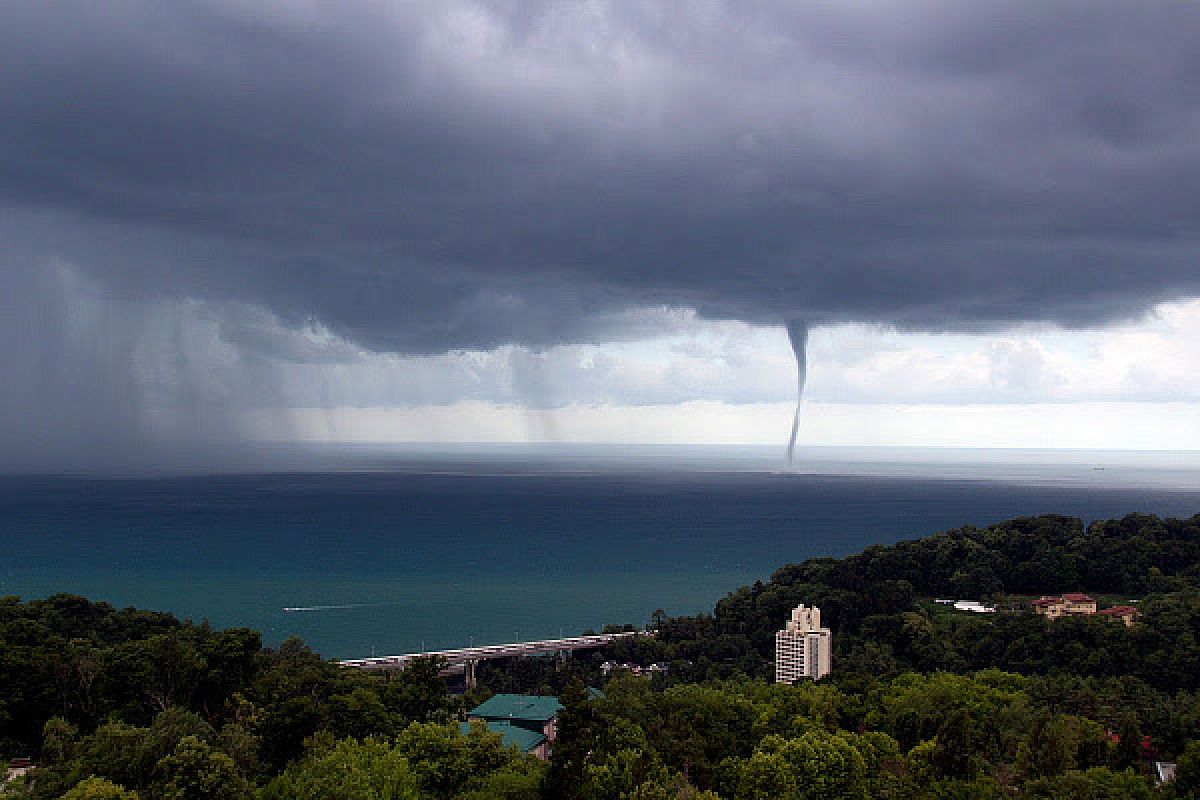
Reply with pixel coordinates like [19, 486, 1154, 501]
[3, 445, 1200, 660]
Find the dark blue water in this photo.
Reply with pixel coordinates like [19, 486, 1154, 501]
[3, 452, 1199, 658]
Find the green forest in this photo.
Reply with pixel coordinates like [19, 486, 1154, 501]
[3, 513, 1200, 799]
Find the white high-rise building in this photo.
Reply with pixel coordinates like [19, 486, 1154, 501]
[775, 604, 832, 683]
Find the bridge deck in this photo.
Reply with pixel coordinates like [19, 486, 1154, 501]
[340, 631, 642, 671]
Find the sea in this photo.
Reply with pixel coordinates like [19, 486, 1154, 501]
[3, 445, 1200, 660]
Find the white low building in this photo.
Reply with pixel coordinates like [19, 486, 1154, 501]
[953, 600, 996, 613]
[775, 604, 833, 683]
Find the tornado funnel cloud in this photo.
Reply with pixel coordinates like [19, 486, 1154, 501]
[785, 321, 809, 465]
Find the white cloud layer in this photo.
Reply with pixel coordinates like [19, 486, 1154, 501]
[217, 297, 1200, 411]
[21, 262, 1198, 452]
[216, 296, 1200, 449]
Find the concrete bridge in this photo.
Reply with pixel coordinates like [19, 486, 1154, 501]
[340, 631, 643, 688]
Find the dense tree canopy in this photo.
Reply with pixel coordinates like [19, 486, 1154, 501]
[2, 512, 1199, 798]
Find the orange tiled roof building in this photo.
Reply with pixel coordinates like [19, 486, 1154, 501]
[1094, 605, 1139, 627]
[1031, 593, 1137, 625]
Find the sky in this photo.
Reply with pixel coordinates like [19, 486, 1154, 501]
[3, 1, 1200, 469]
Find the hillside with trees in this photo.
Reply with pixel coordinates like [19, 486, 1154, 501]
[2, 512, 1199, 798]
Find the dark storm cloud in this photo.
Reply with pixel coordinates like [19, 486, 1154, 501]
[3, 0, 1200, 356]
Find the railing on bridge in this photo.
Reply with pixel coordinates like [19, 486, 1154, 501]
[339, 631, 644, 686]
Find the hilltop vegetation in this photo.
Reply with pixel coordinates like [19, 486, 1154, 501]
[609, 513, 1200, 688]
[2, 512, 1199, 798]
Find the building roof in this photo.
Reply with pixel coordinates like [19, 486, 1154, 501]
[1062, 592, 1095, 602]
[953, 600, 996, 613]
[1031, 597, 1063, 607]
[460, 720, 546, 753]
[468, 693, 563, 723]
[1096, 605, 1138, 616]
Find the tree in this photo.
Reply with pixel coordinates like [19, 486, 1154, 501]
[386, 657, 451, 723]
[735, 732, 868, 800]
[735, 738, 798, 800]
[154, 735, 249, 800]
[265, 737, 421, 800]
[582, 748, 669, 800]
[77, 721, 155, 791]
[55, 639, 103, 723]
[325, 687, 396, 740]
[1112, 713, 1142, 772]
[1017, 712, 1074, 780]
[1174, 740, 1200, 798]
[41, 716, 78, 765]
[393, 721, 507, 798]
[846, 731, 908, 799]
[542, 679, 596, 799]
[1023, 767, 1151, 799]
[932, 709, 978, 780]
[456, 760, 546, 800]
[59, 777, 140, 800]
[217, 723, 260, 781]
[128, 633, 206, 713]
[147, 708, 215, 762]
[650, 683, 758, 787]
[625, 774, 722, 800]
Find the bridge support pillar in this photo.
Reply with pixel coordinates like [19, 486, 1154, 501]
[465, 659, 478, 690]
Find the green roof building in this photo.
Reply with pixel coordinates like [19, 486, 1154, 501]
[466, 694, 564, 760]
[459, 720, 547, 757]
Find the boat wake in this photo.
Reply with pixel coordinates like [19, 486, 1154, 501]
[282, 602, 400, 613]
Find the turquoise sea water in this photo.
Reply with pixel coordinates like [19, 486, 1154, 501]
[3, 446, 1199, 659]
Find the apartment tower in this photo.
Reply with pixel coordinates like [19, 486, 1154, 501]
[775, 604, 832, 683]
